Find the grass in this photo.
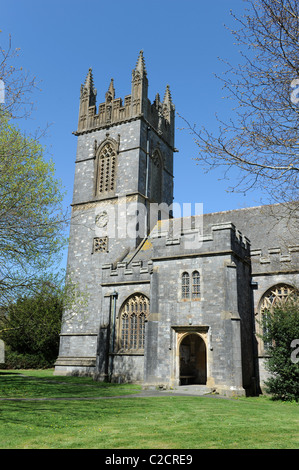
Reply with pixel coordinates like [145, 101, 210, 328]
[0, 369, 298, 449]
[0, 369, 141, 399]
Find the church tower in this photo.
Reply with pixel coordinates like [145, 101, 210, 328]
[54, 52, 176, 375]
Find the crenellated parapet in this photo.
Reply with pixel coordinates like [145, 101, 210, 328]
[101, 221, 251, 283]
[101, 259, 153, 284]
[148, 219, 250, 255]
[251, 245, 299, 274]
[75, 51, 175, 147]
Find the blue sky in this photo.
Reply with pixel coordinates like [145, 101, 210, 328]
[1, 0, 262, 269]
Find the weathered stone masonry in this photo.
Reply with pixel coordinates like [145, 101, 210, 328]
[55, 52, 299, 396]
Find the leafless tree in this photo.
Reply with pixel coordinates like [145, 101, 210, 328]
[180, 0, 299, 213]
[0, 34, 39, 119]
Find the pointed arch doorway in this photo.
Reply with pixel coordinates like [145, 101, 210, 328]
[179, 333, 207, 385]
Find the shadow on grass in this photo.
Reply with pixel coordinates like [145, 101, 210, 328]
[0, 371, 23, 376]
[0, 370, 142, 399]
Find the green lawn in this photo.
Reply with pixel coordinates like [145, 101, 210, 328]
[0, 369, 141, 399]
[0, 369, 298, 449]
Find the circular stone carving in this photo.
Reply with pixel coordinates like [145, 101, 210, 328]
[95, 211, 109, 228]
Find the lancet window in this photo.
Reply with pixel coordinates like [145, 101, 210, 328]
[181, 272, 190, 299]
[192, 271, 201, 299]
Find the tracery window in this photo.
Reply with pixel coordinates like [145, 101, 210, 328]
[97, 141, 116, 194]
[260, 285, 296, 313]
[118, 294, 149, 352]
[258, 284, 297, 352]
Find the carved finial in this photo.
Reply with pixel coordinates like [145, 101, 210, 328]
[162, 85, 175, 124]
[78, 68, 97, 130]
[80, 67, 97, 108]
[131, 51, 148, 116]
[154, 93, 161, 109]
[83, 68, 96, 94]
[105, 78, 115, 102]
[163, 85, 174, 109]
[134, 50, 147, 76]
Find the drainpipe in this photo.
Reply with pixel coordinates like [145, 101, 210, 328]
[109, 290, 118, 381]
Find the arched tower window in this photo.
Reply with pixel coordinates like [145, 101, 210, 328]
[118, 294, 149, 352]
[150, 149, 162, 203]
[181, 271, 201, 300]
[182, 272, 190, 299]
[257, 284, 297, 352]
[192, 271, 201, 299]
[96, 140, 117, 195]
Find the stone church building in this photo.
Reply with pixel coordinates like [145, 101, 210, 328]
[54, 52, 299, 396]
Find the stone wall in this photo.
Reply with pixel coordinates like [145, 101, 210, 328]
[55, 53, 175, 376]
[141, 222, 254, 395]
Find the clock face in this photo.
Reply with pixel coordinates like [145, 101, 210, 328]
[95, 211, 109, 228]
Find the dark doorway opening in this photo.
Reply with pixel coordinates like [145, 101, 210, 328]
[179, 333, 207, 385]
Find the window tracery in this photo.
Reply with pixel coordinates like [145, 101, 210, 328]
[96, 141, 116, 194]
[260, 285, 296, 313]
[257, 284, 297, 353]
[118, 294, 149, 352]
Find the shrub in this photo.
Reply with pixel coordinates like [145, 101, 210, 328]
[3, 349, 53, 369]
[262, 297, 299, 401]
[0, 287, 63, 367]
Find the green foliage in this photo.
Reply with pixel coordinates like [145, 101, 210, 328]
[262, 297, 299, 401]
[3, 350, 53, 369]
[0, 284, 64, 366]
[0, 111, 67, 306]
[0, 37, 68, 304]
